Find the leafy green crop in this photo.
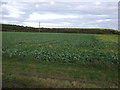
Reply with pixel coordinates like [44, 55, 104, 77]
[2, 32, 119, 65]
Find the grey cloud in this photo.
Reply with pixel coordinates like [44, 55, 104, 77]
[1, 1, 118, 30]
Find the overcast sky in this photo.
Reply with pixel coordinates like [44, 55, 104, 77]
[1, 0, 118, 30]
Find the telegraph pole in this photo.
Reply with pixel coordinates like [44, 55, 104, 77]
[39, 22, 40, 32]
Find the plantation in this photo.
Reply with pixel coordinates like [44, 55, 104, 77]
[2, 32, 119, 88]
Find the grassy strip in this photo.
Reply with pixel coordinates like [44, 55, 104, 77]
[3, 56, 118, 88]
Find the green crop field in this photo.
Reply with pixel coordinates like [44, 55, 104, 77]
[2, 32, 119, 88]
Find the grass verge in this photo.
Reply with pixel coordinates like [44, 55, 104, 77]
[2, 56, 118, 88]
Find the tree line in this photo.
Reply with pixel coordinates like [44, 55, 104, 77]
[1, 24, 120, 34]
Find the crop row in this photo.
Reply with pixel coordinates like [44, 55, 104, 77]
[2, 32, 119, 65]
[2, 47, 119, 65]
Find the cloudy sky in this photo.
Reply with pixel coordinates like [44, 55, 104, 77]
[1, 0, 119, 30]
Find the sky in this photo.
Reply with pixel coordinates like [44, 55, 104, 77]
[1, 0, 119, 30]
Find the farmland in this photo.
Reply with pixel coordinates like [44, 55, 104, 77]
[2, 32, 119, 88]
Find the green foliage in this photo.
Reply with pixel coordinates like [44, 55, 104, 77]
[2, 32, 119, 88]
[1, 24, 35, 32]
[2, 32, 119, 65]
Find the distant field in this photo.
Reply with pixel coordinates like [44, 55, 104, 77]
[2, 32, 119, 88]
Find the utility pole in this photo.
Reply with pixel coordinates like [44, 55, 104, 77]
[39, 22, 40, 32]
